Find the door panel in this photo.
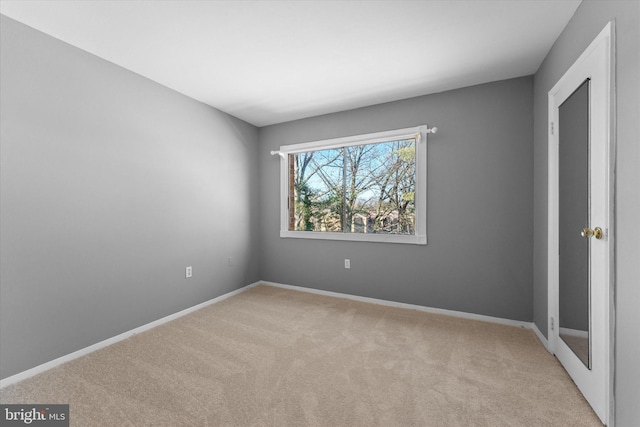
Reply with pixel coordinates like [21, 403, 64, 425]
[548, 22, 613, 425]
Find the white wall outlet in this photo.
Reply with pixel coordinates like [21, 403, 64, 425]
[228, 257, 233, 267]
[185, 266, 192, 278]
[344, 259, 350, 269]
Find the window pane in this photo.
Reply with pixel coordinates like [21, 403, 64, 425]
[345, 139, 416, 235]
[289, 149, 344, 232]
[280, 126, 426, 244]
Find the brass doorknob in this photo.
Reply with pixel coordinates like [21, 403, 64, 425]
[581, 227, 603, 239]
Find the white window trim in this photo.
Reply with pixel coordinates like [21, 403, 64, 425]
[277, 125, 428, 245]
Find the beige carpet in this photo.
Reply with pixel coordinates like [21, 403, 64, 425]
[1, 285, 602, 426]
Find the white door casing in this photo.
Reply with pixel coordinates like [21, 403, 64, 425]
[547, 22, 614, 425]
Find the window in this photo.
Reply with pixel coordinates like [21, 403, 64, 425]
[277, 126, 428, 244]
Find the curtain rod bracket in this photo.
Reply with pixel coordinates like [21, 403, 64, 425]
[418, 125, 438, 134]
[270, 150, 286, 159]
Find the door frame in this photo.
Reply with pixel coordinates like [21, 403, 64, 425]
[547, 22, 615, 425]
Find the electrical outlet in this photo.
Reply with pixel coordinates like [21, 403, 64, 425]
[186, 266, 192, 278]
[344, 259, 350, 269]
[228, 257, 233, 267]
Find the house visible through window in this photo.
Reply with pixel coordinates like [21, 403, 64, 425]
[277, 126, 429, 245]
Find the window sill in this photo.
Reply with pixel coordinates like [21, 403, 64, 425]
[280, 230, 427, 245]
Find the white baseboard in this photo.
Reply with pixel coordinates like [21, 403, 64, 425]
[0, 282, 261, 389]
[259, 280, 532, 329]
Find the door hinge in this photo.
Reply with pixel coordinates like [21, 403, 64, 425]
[550, 317, 555, 331]
[550, 122, 555, 135]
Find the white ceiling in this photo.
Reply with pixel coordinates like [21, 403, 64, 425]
[0, 0, 581, 127]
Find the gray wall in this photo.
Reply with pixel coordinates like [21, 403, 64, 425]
[259, 77, 534, 322]
[0, 16, 260, 379]
[532, 1, 640, 425]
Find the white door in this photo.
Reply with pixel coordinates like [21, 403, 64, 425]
[548, 23, 613, 425]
